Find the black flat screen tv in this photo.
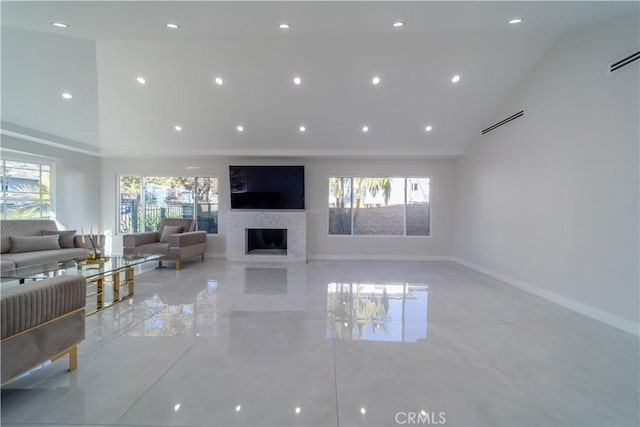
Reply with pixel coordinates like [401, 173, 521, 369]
[229, 165, 305, 209]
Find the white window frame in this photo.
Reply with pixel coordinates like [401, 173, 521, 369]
[117, 174, 219, 235]
[327, 175, 432, 238]
[0, 153, 55, 220]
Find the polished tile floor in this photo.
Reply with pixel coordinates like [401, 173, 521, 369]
[1, 260, 638, 427]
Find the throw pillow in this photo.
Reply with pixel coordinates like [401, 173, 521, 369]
[42, 229, 77, 249]
[159, 225, 183, 243]
[9, 235, 61, 253]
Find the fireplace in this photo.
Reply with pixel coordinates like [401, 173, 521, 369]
[246, 228, 287, 255]
[227, 211, 307, 262]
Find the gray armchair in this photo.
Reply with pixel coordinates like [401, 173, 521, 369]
[123, 218, 207, 269]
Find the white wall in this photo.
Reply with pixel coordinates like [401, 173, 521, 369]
[452, 13, 639, 333]
[101, 156, 454, 260]
[0, 135, 102, 229]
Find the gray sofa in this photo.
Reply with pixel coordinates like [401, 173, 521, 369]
[1, 275, 86, 385]
[1, 220, 100, 275]
[123, 218, 207, 270]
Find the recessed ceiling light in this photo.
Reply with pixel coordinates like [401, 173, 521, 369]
[52, 22, 69, 28]
[235, 405, 242, 412]
[279, 23, 291, 30]
[236, 125, 244, 132]
[165, 23, 179, 29]
[425, 125, 433, 132]
[392, 21, 404, 28]
[136, 76, 147, 85]
[61, 92, 73, 99]
[372, 76, 381, 85]
[214, 76, 224, 86]
[174, 125, 182, 132]
[293, 76, 302, 85]
[361, 408, 367, 414]
[451, 74, 461, 83]
[362, 125, 369, 133]
[295, 407, 301, 414]
[508, 18, 523, 25]
[299, 125, 306, 132]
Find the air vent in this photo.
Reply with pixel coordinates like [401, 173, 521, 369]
[482, 110, 524, 135]
[610, 51, 640, 73]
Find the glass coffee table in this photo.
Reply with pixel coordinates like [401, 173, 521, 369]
[1, 254, 164, 315]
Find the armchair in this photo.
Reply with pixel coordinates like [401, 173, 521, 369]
[123, 218, 207, 269]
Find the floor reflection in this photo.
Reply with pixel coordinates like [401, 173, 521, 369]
[327, 283, 428, 342]
[126, 280, 218, 337]
[244, 267, 288, 295]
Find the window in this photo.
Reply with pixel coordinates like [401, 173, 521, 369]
[119, 176, 218, 234]
[0, 160, 52, 219]
[328, 177, 430, 236]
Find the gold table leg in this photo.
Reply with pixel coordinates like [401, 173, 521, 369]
[84, 265, 138, 316]
[113, 272, 120, 301]
[125, 267, 134, 298]
[96, 277, 103, 310]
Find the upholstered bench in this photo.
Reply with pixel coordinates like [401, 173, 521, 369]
[1, 275, 86, 385]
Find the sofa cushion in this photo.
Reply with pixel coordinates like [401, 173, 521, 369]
[2, 248, 87, 268]
[159, 218, 196, 234]
[129, 242, 169, 256]
[1, 219, 59, 253]
[159, 225, 183, 243]
[42, 230, 77, 249]
[9, 235, 60, 253]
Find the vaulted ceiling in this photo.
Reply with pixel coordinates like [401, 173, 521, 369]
[1, 1, 637, 158]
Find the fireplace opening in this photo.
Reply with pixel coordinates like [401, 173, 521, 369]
[246, 228, 287, 255]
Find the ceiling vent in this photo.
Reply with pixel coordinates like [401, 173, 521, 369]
[609, 51, 640, 74]
[481, 110, 524, 135]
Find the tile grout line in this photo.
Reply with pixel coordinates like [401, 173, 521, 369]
[110, 287, 245, 426]
[111, 336, 203, 426]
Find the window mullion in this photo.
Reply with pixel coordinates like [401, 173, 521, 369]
[141, 176, 146, 232]
[194, 177, 199, 224]
[39, 164, 44, 218]
[350, 177, 355, 235]
[403, 178, 407, 236]
[1, 161, 5, 219]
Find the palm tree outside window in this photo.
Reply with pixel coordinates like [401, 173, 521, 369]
[328, 176, 430, 236]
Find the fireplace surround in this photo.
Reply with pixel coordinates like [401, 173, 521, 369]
[227, 211, 307, 262]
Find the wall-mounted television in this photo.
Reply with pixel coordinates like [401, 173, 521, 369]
[229, 165, 305, 210]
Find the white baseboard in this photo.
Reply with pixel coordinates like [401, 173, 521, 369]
[204, 252, 226, 259]
[308, 254, 452, 262]
[451, 257, 640, 337]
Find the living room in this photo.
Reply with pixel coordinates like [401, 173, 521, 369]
[1, 1, 638, 426]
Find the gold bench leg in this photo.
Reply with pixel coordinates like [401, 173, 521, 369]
[51, 345, 78, 372]
[176, 260, 182, 270]
[68, 345, 78, 372]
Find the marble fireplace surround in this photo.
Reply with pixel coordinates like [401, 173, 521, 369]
[227, 211, 307, 262]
